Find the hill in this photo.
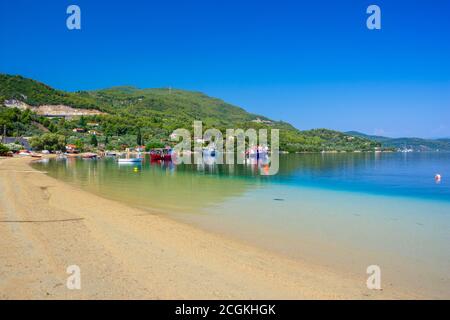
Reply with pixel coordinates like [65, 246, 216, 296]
[0, 74, 380, 152]
[346, 131, 450, 152]
[344, 131, 391, 143]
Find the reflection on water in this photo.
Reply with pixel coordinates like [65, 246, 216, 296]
[35, 152, 450, 205]
[32, 153, 450, 297]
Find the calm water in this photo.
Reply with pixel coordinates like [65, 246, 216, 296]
[32, 153, 450, 297]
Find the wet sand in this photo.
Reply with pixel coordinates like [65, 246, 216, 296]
[0, 156, 419, 299]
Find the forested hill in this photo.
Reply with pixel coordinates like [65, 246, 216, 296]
[0, 74, 380, 152]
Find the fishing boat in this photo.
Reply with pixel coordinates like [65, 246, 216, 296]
[202, 144, 216, 157]
[118, 148, 142, 163]
[82, 153, 98, 159]
[105, 151, 117, 157]
[246, 145, 269, 159]
[18, 150, 31, 156]
[118, 158, 142, 163]
[150, 147, 173, 161]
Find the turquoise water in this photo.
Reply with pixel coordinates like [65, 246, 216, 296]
[32, 153, 450, 297]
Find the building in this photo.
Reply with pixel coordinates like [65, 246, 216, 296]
[0, 136, 31, 150]
[65, 144, 78, 154]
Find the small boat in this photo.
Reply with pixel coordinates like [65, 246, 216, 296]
[150, 147, 173, 161]
[118, 148, 142, 163]
[246, 145, 269, 159]
[203, 144, 216, 157]
[18, 150, 31, 156]
[65, 153, 80, 158]
[82, 153, 98, 159]
[105, 151, 117, 157]
[83, 153, 97, 159]
[150, 150, 162, 161]
[118, 158, 142, 163]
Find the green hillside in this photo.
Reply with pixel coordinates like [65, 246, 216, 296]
[0, 74, 380, 152]
[0, 74, 99, 109]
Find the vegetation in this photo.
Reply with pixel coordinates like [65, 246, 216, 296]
[0, 143, 9, 155]
[145, 141, 165, 151]
[90, 134, 98, 147]
[0, 74, 99, 109]
[0, 74, 382, 152]
[29, 133, 66, 152]
[4, 143, 22, 152]
[0, 107, 44, 137]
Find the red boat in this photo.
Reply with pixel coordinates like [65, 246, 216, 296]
[150, 148, 172, 161]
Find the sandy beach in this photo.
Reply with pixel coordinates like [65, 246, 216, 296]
[0, 156, 419, 299]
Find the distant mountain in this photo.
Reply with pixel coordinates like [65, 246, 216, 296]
[346, 131, 450, 152]
[345, 131, 391, 143]
[0, 74, 380, 152]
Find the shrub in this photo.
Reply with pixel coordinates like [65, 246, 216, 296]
[29, 133, 66, 151]
[145, 141, 165, 151]
[5, 143, 22, 152]
[0, 143, 9, 155]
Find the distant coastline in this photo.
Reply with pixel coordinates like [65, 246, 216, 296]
[2, 74, 449, 156]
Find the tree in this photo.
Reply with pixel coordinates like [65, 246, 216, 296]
[5, 143, 22, 152]
[145, 141, 165, 151]
[0, 143, 9, 155]
[48, 123, 57, 133]
[29, 133, 66, 151]
[136, 128, 142, 146]
[42, 118, 51, 128]
[74, 139, 84, 152]
[78, 115, 87, 128]
[58, 117, 66, 127]
[90, 134, 98, 147]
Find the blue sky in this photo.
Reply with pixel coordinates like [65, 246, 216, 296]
[1, 0, 449, 138]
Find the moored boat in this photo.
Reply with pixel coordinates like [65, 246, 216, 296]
[246, 145, 269, 159]
[202, 144, 216, 157]
[118, 148, 143, 163]
[82, 153, 98, 159]
[118, 158, 142, 163]
[150, 147, 173, 161]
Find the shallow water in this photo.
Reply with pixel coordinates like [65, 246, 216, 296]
[32, 153, 450, 298]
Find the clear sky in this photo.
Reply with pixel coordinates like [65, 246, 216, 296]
[1, 0, 449, 138]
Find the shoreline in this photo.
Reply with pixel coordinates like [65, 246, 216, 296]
[0, 156, 420, 299]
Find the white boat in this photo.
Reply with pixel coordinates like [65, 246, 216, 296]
[118, 148, 142, 163]
[247, 145, 269, 158]
[118, 158, 142, 163]
[202, 145, 216, 157]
